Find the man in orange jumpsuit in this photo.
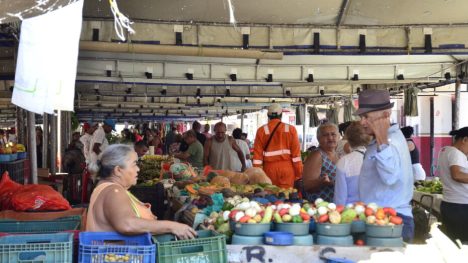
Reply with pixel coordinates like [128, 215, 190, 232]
[253, 103, 303, 188]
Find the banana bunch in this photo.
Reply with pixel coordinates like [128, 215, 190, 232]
[16, 144, 26, 152]
[142, 155, 170, 161]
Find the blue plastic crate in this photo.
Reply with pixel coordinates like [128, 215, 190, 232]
[79, 232, 156, 263]
[0, 232, 73, 263]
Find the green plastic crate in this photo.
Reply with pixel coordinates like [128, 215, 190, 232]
[0, 232, 73, 263]
[153, 230, 227, 263]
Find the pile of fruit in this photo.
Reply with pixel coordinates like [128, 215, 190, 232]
[364, 203, 403, 226]
[415, 177, 443, 194]
[137, 155, 172, 184]
[309, 199, 365, 224]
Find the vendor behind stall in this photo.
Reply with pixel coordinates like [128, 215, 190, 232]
[437, 126, 468, 243]
[174, 130, 204, 169]
[356, 89, 414, 242]
[86, 144, 197, 239]
[301, 123, 338, 201]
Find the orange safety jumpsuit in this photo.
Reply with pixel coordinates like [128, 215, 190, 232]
[253, 119, 303, 188]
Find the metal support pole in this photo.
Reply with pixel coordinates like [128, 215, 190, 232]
[429, 97, 435, 177]
[42, 114, 49, 168]
[27, 111, 38, 184]
[302, 104, 308, 151]
[453, 79, 461, 130]
[240, 110, 245, 131]
[50, 112, 57, 175]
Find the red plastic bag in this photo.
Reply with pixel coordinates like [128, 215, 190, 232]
[11, 184, 71, 211]
[0, 172, 23, 210]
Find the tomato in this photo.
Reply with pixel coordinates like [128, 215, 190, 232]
[390, 216, 403, 225]
[375, 208, 386, 220]
[318, 214, 329, 223]
[383, 207, 397, 217]
[278, 208, 289, 216]
[300, 213, 311, 221]
[239, 216, 251, 223]
[355, 239, 365, 246]
[364, 207, 374, 217]
[336, 205, 345, 213]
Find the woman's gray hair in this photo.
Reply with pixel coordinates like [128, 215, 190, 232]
[317, 123, 339, 138]
[88, 144, 134, 179]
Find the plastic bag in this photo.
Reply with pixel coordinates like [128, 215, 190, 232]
[0, 172, 23, 210]
[11, 184, 72, 211]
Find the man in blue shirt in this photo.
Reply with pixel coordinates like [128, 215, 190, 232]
[355, 89, 414, 242]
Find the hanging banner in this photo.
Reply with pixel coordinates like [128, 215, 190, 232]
[12, 0, 84, 114]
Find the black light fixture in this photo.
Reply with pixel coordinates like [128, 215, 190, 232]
[272, 99, 276, 103]
[266, 73, 273, 82]
[244, 98, 249, 103]
[106, 69, 112, 77]
[351, 74, 359, 81]
[197, 97, 201, 105]
[306, 73, 314, 82]
[444, 72, 451, 80]
[176, 97, 180, 104]
[356, 87, 361, 94]
[236, 110, 240, 114]
[145, 71, 153, 79]
[125, 87, 132, 94]
[319, 87, 325, 96]
[285, 89, 291, 97]
[230, 73, 237, 81]
[160, 86, 167, 96]
[397, 74, 404, 80]
[225, 87, 231, 97]
[185, 72, 193, 80]
[217, 97, 221, 103]
[196, 88, 201, 97]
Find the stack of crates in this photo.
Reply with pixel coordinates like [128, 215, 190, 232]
[0, 216, 82, 262]
[0, 159, 27, 184]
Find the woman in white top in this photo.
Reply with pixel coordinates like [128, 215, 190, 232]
[437, 127, 468, 243]
[334, 121, 371, 205]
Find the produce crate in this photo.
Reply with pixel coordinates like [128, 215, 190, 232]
[79, 232, 156, 263]
[0, 207, 87, 230]
[0, 218, 81, 238]
[0, 232, 73, 263]
[153, 230, 227, 263]
[129, 183, 166, 219]
[0, 159, 26, 184]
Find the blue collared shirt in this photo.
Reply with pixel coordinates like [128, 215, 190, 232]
[359, 124, 414, 217]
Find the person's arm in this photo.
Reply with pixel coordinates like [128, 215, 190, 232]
[252, 129, 264, 167]
[333, 161, 348, 205]
[290, 127, 304, 180]
[102, 186, 197, 239]
[450, 165, 468, 183]
[203, 138, 211, 166]
[302, 151, 324, 193]
[174, 151, 190, 160]
[230, 137, 246, 171]
[407, 141, 415, 151]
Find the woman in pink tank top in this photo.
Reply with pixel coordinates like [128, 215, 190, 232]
[86, 144, 197, 239]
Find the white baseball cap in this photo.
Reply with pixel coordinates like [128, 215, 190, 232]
[267, 103, 283, 116]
